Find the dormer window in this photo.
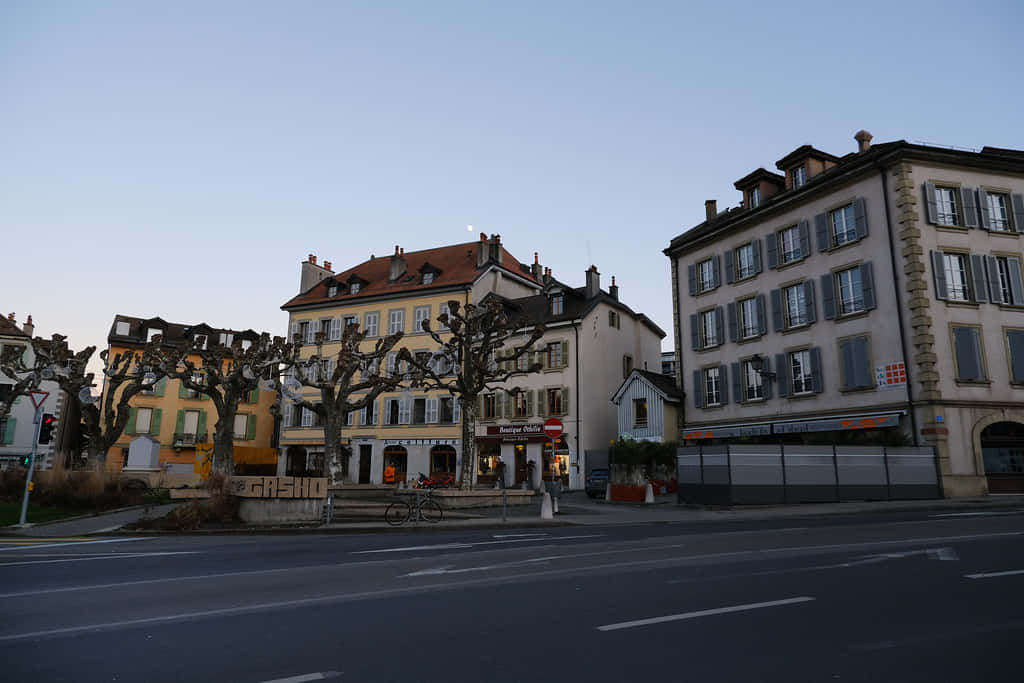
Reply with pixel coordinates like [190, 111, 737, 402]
[550, 294, 564, 315]
[116, 321, 130, 336]
[790, 166, 807, 189]
[147, 328, 162, 342]
[422, 272, 434, 285]
[350, 282, 361, 294]
[327, 285, 338, 297]
[219, 332, 234, 347]
[748, 187, 761, 208]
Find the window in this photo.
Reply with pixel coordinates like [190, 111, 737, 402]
[550, 295, 564, 315]
[386, 399, 400, 425]
[783, 283, 808, 327]
[734, 243, 756, 280]
[608, 310, 620, 328]
[996, 257, 1014, 304]
[327, 285, 338, 297]
[440, 397, 455, 423]
[297, 321, 310, 344]
[350, 282, 361, 294]
[134, 407, 153, 435]
[703, 367, 722, 406]
[413, 398, 426, 425]
[116, 321, 130, 336]
[748, 187, 760, 209]
[385, 352, 397, 377]
[513, 391, 529, 418]
[791, 165, 807, 189]
[699, 309, 719, 348]
[364, 312, 379, 337]
[183, 409, 201, 438]
[319, 319, 332, 341]
[388, 309, 404, 335]
[438, 303, 450, 330]
[546, 388, 564, 415]
[935, 186, 959, 225]
[483, 394, 497, 420]
[233, 414, 248, 439]
[829, 203, 857, 247]
[633, 398, 648, 427]
[422, 272, 434, 284]
[789, 350, 813, 395]
[739, 297, 759, 339]
[240, 339, 252, 350]
[515, 349, 530, 372]
[836, 267, 865, 315]
[147, 328, 162, 342]
[743, 361, 763, 401]
[413, 306, 430, 333]
[953, 326, 986, 382]
[547, 342, 563, 368]
[697, 258, 715, 292]
[622, 355, 633, 379]
[942, 253, 971, 302]
[778, 225, 801, 264]
[985, 192, 1011, 232]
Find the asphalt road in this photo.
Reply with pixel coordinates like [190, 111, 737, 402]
[2, 509, 1023, 682]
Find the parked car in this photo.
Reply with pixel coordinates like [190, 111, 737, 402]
[585, 468, 609, 498]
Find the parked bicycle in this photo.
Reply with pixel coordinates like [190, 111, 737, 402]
[385, 489, 443, 526]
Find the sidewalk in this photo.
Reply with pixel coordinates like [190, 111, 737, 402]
[6, 503, 182, 537]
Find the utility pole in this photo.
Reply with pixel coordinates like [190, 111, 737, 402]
[18, 391, 50, 526]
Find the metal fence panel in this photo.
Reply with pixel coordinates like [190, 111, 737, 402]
[701, 448, 730, 485]
[729, 446, 783, 486]
[835, 446, 888, 486]
[886, 447, 939, 486]
[677, 454, 702, 484]
[782, 446, 838, 487]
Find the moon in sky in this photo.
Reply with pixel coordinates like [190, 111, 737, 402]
[467, 224, 474, 231]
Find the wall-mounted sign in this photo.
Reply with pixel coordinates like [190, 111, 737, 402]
[230, 476, 327, 499]
[876, 362, 907, 390]
[383, 438, 458, 446]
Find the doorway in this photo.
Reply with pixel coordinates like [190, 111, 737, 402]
[514, 444, 528, 485]
[981, 421, 1024, 492]
[383, 445, 408, 483]
[358, 445, 372, 484]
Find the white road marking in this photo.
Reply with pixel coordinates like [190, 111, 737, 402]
[0, 537, 150, 552]
[0, 551, 200, 568]
[596, 597, 816, 632]
[492, 533, 548, 538]
[258, 672, 341, 683]
[352, 534, 604, 554]
[929, 510, 1024, 518]
[965, 569, 1024, 579]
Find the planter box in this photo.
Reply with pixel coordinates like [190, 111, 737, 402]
[610, 484, 647, 502]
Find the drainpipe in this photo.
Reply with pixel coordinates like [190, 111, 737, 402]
[573, 319, 581, 486]
[879, 165, 920, 445]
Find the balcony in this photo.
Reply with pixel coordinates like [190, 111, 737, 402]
[173, 433, 208, 448]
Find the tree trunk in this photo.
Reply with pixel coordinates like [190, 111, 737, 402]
[324, 413, 345, 485]
[212, 408, 236, 474]
[459, 398, 477, 490]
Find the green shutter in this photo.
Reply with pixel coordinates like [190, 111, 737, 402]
[248, 388, 259, 404]
[150, 408, 162, 437]
[154, 377, 167, 397]
[561, 387, 569, 415]
[527, 390, 534, 416]
[246, 414, 257, 440]
[1, 418, 15, 445]
[125, 407, 137, 435]
[560, 341, 569, 367]
[197, 410, 208, 439]
[175, 409, 185, 437]
[538, 390, 547, 417]
[178, 380, 188, 399]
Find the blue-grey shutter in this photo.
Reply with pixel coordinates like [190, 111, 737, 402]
[752, 238, 762, 274]
[766, 232, 778, 269]
[731, 362, 741, 404]
[724, 251, 735, 284]
[860, 263, 876, 310]
[687, 264, 696, 296]
[775, 353, 789, 397]
[727, 302, 738, 342]
[715, 306, 725, 345]
[1007, 330, 1024, 383]
[756, 294, 767, 335]
[719, 365, 729, 404]
[1012, 194, 1024, 233]
[810, 347, 824, 393]
[692, 370, 704, 409]
[931, 251, 949, 300]
[924, 183, 938, 225]
[798, 220, 811, 258]
[803, 280, 817, 324]
[712, 255, 722, 288]
[986, 256, 1004, 304]
[961, 188, 979, 228]
[839, 339, 855, 390]
[853, 337, 873, 388]
[953, 327, 983, 381]
[821, 274, 836, 320]
[970, 255, 988, 303]
[977, 188, 991, 230]
[689, 314, 699, 350]
[770, 289, 783, 331]
[814, 213, 828, 252]
[1009, 257, 1024, 305]
[762, 356, 773, 399]
[853, 197, 869, 239]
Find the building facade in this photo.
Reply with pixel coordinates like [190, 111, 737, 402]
[612, 369, 681, 444]
[666, 132, 1024, 497]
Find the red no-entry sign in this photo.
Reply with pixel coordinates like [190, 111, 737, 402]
[543, 417, 564, 439]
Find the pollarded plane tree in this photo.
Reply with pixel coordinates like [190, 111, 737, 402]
[398, 298, 543, 489]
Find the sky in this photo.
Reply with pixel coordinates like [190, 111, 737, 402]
[3, 0, 1022, 373]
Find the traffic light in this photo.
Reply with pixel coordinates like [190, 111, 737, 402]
[38, 413, 56, 444]
[21, 455, 30, 467]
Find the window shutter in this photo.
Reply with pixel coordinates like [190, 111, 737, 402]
[290, 321, 299, 343]
[175, 409, 186, 436]
[452, 399, 460, 424]
[970, 255, 988, 303]
[1007, 331, 1024, 383]
[712, 255, 722, 288]
[752, 238, 763, 274]
[301, 406, 312, 427]
[724, 251, 735, 284]
[853, 197, 869, 239]
[246, 415, 257, 440]
[560, 340, 569, 366]
[687, 264, 697, 296]
[814, 213, 828, 252]
[756, 294, 767, 335]
[426, 398, 438, 424]
[372, 400, 380, 425]
[731, 362, 741, 404]
[775, 354, 789, 397]
[762, 357, 773, 399]
[478, 394, 486, 418]
[839, 339, 854, 390]
[178, 380, 188, 399]
[150, 409, 162, 436]
[719, 365, 728, 404]
[931, 251, 949, 300]
[561, 387, 569, 415]
[690, 314, 699, 350]
[331, 318, 342, 340]
[1009, 257, 1024, 305]
[977, 188, 991, 230]
[305, 323, 315, 345]
[527, 390, 534, 416]
[960, 188, 979, 228]
[126, 407, 137, 435]
[953, 327, 983, 381]
[810, 347, 824, 394]
[400, 399, 411, 425]
[692, 370, 704, 409]
[197, 410, 208, 438]
[798, 220, 811, 258]
[986, 256, 1004, 304]
[1012, 194, 1024, 233]
[715, 306, 725, 345]
[853, 337, 873, 388]
[766, 232, 778, 269]
[2, 417, 15, 445]
[803, 280, 817, 323]
[154, 377, 167, 397]
[537, 390, 546, 417]
[923, 183, 938, 225]
[860, 263, 876, 310]
[770, 289, 783, 331]
[821, 274, 836, 320]
[727, 302, 738, 342]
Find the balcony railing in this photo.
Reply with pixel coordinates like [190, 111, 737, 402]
[173, 432, 208, 447]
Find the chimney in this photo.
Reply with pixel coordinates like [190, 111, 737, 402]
[705, 199, 717, 223]
[323, 260, 332, 272]
[299, 254, 331, 294]
[609, 276, 618, 301]
[22, 315, 34, 337]
[7, 312, 14, 322]
[389, 245, 407, 281]
[531, 252, 543, 281]
[543, 267, 552, 285]
[477, 232, 489, 267]
[585, 265, 600, 299]
[855, 129, 873, 153]
[489, 234, 504, 265]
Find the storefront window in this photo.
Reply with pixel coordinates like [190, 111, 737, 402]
[542, 438, 570, 484]
[478, 442, 502, 482]
[431, 445, 457, 475]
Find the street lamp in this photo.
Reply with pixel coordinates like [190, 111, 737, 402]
[750, 354, 776, 381]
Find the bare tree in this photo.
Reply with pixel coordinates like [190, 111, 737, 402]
[0, 344, 41, 424]
[157, 333, 292, 474]
[285, 324, 403, 484]
[398, 299, 543, 489]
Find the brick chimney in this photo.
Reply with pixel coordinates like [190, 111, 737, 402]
[543, 267, 552, 285]
[585, 265, 600, 299]
[855, 129, 873, 153]
[477, 232, 489, 267]
[609, 276, 618, 301]
[389, 245, 407, 281]
[300, 254, 332, 294]
[323, 260, 332, 272]
[489, 234, 504, 265]
[531, 252, 543, 281]
[22, 315, 34, 337]
[705, 199, 717, 223]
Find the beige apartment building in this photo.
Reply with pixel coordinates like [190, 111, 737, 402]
[665, 132, 1024, 497]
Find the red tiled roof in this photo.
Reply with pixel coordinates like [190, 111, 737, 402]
[281, 240, 539, 310]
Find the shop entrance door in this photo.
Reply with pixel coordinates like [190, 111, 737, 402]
[358, 445, 372, 484]
[514, 444, 527, 485]
[982, 421, 1024, 492]
[542, 438, 570, 486]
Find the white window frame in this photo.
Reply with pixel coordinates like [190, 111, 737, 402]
[935, 186, 959, 226]
[743, 361, 763, 401]
[734, 243, 756, 279]
[135, 407, 153, 434]
[233, 414, 248, 439]
[829, 203, 857, 247]
[350, 282, 361, 294]
[388, 309, 404, 335]
[791, 165, 807, 188]
[327, 285, 338, 297]
[413, 306, 431, 334]
[147, 328, 162, 342]
[942, 253, 971, 302]
[183, 409, 200, 438]
[422, 272, 434, 284]
[987, 193, 1011, 232]
[836, 267, 865, 315]
[116, 321, 130, 336]
[790, 350, 813, 395]
[513, 391, 528, 418]
[748, 187, 760, 209]
[697, 258, 715, 292]
[550, 295, 564, 315]
[778, 225, 801, 264]
[702, 367, 721, 406]
[783, 284, 807, 328]
[240, 339, 252, 350]
[739, 297, 759, 339]
[699, 309, 718, 348]
[997, 257, 1015, 304]
[633, 398, 648, 427]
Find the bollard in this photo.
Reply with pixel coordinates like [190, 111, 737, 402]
[540, 491, 553, 519]
[502, 489, 507, 523]
[553, 496, 559, 514]
[644, 482, 655, 504]
[605, 482, 612, 503]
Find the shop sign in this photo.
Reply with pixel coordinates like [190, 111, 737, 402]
[383, 438, 458, 446]
[485, 424, 546, 437]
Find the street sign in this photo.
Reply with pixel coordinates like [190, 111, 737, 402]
[543, 417, 564, 439]
[29, 391, 49, 409]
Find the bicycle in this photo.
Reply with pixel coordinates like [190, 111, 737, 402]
[385, 489, 443, 526]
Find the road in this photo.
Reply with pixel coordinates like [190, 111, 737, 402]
[2, 507, 1023, 682]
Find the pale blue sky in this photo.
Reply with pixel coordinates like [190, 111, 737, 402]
[3, 0, 1022, 365]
